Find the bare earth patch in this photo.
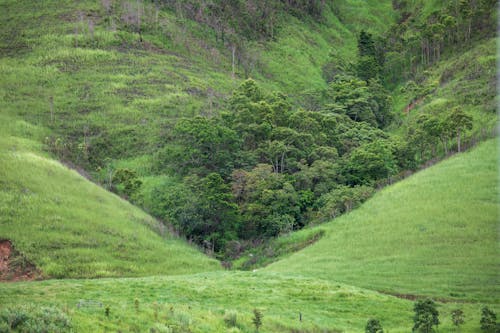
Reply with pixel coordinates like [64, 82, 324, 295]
[0, 239, 42, 282]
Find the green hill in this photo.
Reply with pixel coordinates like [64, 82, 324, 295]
[0, 112, 220, 278]
[266, 138, 499, 303]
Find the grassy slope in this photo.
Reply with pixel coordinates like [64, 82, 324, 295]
[0, 112, 220, 278]
[266, 139, 499, 303]
[392, 37, 497, 141]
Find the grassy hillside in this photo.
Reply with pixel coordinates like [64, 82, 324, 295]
[266, 139, 499, 303]
[0, 112, 220, 278]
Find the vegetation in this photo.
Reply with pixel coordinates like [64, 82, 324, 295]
[412, 299, 440, 333]
[0, 0, 498, 332]
[266, 139, 499, 303]
[0, 112, 220, 278]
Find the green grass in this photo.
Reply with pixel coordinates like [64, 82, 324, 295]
[0, 112, 220, 278]
[266, 139, 499, 303]
[0, 271, 494, 333]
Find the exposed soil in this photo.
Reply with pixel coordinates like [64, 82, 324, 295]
[379, 290, 475, 304]
[0, 239, 42, 282]
[403, 97, 425, 114]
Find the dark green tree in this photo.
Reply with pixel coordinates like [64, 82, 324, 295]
[480, 307, 497, 332]
[365, 318, 384, 333]
[412, 299, 440, 333]
[252, 308, 263, 332]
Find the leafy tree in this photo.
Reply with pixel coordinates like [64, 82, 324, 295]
[446, 107, 472, 152]
[325, 75, 377, 126]
[480, 306, 497, 332]
[358, 30, 376, 57]
[168, 116, 240, 176]
[365, 318, 384, 333]
[357, 55, 380, 81]
[412, 299, 439, 333]
[317, 185, 374, 220]
[344, 140, 397, 185]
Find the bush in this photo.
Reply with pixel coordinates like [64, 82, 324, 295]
[451, 309, 464, 328]
[0, 305, 71, 332]
[365, 318, 383, 333]
[412, 299, 439, 333]
[480, 307, 497, 332]
[252, 309, 263, 332]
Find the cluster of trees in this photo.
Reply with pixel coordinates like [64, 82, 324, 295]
[366, 301, 498, 333]
[43, 25, 480, 255]
[383, 0, 497, 83]
[151, 74, 403, 251]
[159, 0, 326, 41]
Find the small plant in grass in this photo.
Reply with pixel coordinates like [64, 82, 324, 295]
[365, 318, 383, 333]
[134, 298, 140, 313]
[152, 302, 159, 321]
[252, 309, 263, 332]
[480, 307, 497, 332]
[224, 310, 238, 328]
[451, 309, 464, 330]
[412, 299, 439, 333]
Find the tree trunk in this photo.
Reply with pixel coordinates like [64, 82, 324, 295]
[457, 129, 461, 152]
[231, 45, 236, 79]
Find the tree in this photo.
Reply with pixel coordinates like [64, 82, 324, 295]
[344, 140, 397, 185]
[412, 299, 439, 333]
[169, 116, 240, 176]
[480, 307, 497, 332]
[451, 309, 464, 330]
[447, 107, 472, 152]
[252, 308, 263, 332]
[365, 318, 384, 333]
[358, 30, 376, 57]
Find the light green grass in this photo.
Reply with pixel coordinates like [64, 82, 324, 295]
[266, 139, 499, 303]
[1, 270, 494, 333]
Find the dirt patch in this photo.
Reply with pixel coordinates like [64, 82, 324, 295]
[0, 239, 42, 282]
[379, 290, 474, 304]
[403, 97, 424, 114]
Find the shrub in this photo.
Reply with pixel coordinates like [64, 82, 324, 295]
[365, 318, 383, 333]
[480, 307, 497, 332]
[252, 309, 263, 332]
[412, 299, 439, 333]
[0, 305, 71, 332]
[451, 309, 464, 328]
